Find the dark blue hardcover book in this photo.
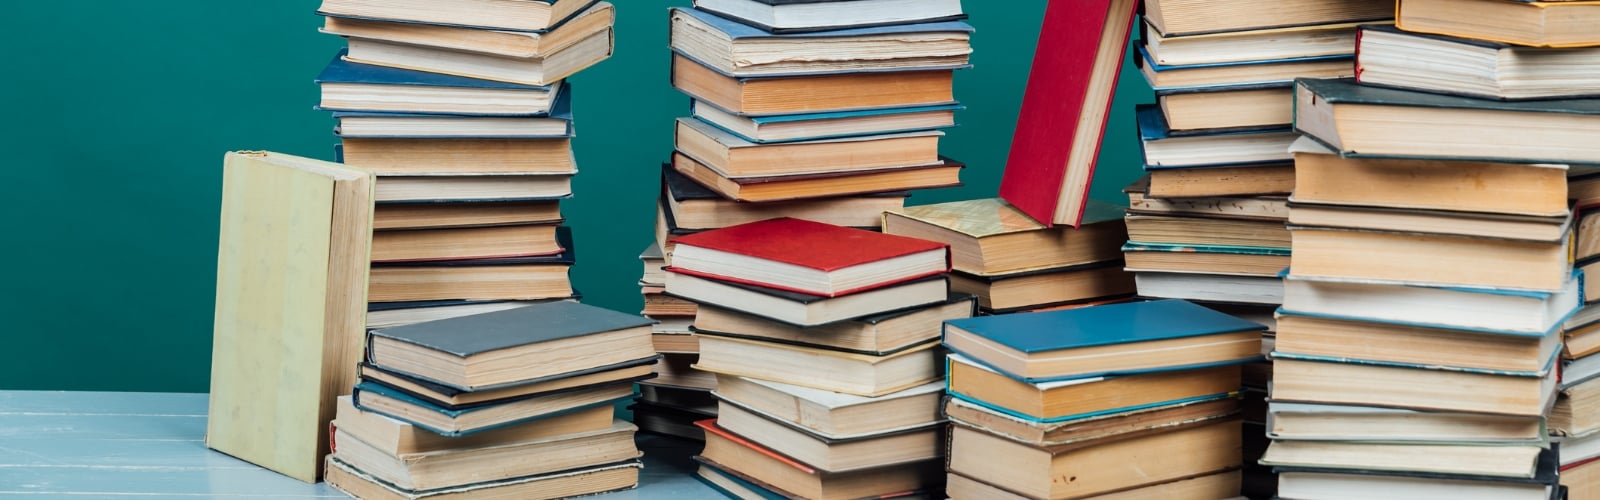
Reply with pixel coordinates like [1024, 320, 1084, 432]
[350, 380, 632, 437]
[367, 299, 651, 359]
[316, 50, 556, 91]
[1137, 104, 1295, 170]
[330, 84, 574, 138]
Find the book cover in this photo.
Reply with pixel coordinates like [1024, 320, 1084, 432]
[207, 151, 374, 483]
[944, 299, 1266, 353]
[667, 217, 949, 272]
[998, 0, 1139, 227]
[888, 197, 1125, 239]
[367, 300, 650, 358]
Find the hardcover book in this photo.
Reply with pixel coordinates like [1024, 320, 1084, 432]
[882, 197, 1127, 277]
[691, 0, 966, 33]
[666, 217, 949, 297]
[316, 51, 562, 116]
[1356, 25, 1600, 100]
[669, 7, 972, 77]
[331, 85, 573, 139]
[317, 0, 601, 32]
[1395, 0, 1600, 48]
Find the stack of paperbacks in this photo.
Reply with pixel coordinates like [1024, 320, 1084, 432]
[940, 299, 1265, 499]
[661, 217, 970, 498]
[1263, 1, 1600, 494]
[312, 0, 620, 328]
[636, 0, 975, 442]
[325, 301, 659, 498]
[1115, 0, 1397, 492]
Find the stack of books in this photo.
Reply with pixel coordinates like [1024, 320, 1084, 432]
[663, 218, 972, 498]
[941, 299, 1266, 498]
[313, 0, 618, 326]
[1265, 5, 1600, 490]
[882, 198, 1134, 313]
[632, 241, 718, 440]
[324, 301, 659, 498]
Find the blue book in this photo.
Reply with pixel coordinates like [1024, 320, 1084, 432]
[332, 85, 574, 139]
[1137, 104, 1296, 170]
[315, 50, 562, 116]
[350, 380, 633, 437]
[942, 299, 1266, 383]
[690, 100, 963, 144]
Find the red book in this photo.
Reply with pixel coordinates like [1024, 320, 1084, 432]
[998, 0, 1140, 227]
[666, 217, 949, 297]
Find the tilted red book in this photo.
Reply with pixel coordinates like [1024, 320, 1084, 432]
[665, 217, 950, 297]
[998, 0, 1139, 227]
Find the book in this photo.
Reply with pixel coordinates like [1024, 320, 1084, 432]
[1295, 77, 1600, 165]
[1280, 272, 1581, 336]
[694, 462, 788, 500]
[630, 401, 715, 441]
[1552, 370, 1600, 436]
[943, 393, 1241, 447]
[1270, 354, 1558, 416]
[641, 290, 697, 318]
[332, 396, 613, 456]
[316, 52, 561, 116]
[948, 418, 1242, 499]
[367, 231, 575, 302]
[1568, 312, 1600, 359]
[373, 200, 562, 230]
[1357, 25, 1600, 100]
[653, 352, 718, 390]
[692, 101, 960, 144]
[1122, 242, 1291, 277]
[1289, 225, 1570, 291]
[669, 152, 963, 203]
[366, 299, 565, 330]
[1132, 271, 1286, 305]
[716, 401, 940, 472]
[351, 380, 634, 436]
[365, 300, 653, 390]
[948, 262, 1136, 312]
[696, 420, 941, 500]
[669, 8, 971, 77]
[1125, 178, 1290, 219]
[942, 299, 1265, 382]
[1275, 312, 1560, 373]
[1290, 137, 1570, 217]
[342, 27, 612, 86]
[339, 138, 574, 176]
[372, 175, 572, 203]
[356, 355, 656, 408]
[691, 0, 965, 33]
[207, 151, 374, 482]
[324, 457, 641, 500]
[371, 223, 562, 262]
[1277, 465, 1559, 500]
[997, 0, 1138, 226]
[662, 166, 906, 229]
[1145, 164, 1296, 198]
[882, 198, 1127, 276]
[1287, 202, 1572, 242]
[1157, 83, 1293, 131]
[641, 243, 667, 285]
[1265, 401, 1547, 444]
[690, 293, 974, 356]
[1142, 0, 1392, 36]
[1396, 0, 1600, 48]
[947, 470, 1241, 500]
[321, 2, 614, 58]
[316, 0, 599, 32]
[665, 217, 949, 297]
[666, 273, 948, 327]
[694, 336, 941, 397]
[1137, 47, 1356, 90]
[1139, 105, 1298, 169]
[713, 376, 943, 438]
[331, 88, 572, 138]
[1143, 21, 1367, 66]
[673, 54, 956, 116]
[675, 118, 942, 177]
[1125, 213, 1292, 248]
[946, 353, 1240, 423]
[331, 418, 638, 491]
[1261, 440, 1545, 478]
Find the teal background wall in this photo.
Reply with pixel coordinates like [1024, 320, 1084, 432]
[0, 1, 1152, 392]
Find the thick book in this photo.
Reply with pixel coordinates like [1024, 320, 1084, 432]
[331, 85, 573, 139]
[672, 54, 957, 116]
[330, 418, 640, 491]
[1262, 440, 1546, 479]
[1280, 272, 1581, 336]
[1265, 401, 1547, 444]
[691, 0, 966, 33]
[1143, 21, 1367, 66]
[1290, 137, 1571, 218]
[1270, 354, 1558, 416]
[316, 51, 561, 116]
[317, 0, 600, 32]
[882, 198, 1127, 277]
[666, 217, 949, 297]
[342, 25, 613, 86]
[944, 394, 1241, 448]
[1156, 82, 1294, 131]
[1357, 24, 1600, 100]
[946, 353, 1241, 423]
[1295, 77, 1600, 165]
[331, 395, 614, 456]
[942, 299, 1265, 382]
[365, 300, 653, 390]
[665, 272, 949, 328]
[713, 376, 944, 439]
[669, 7, 972, 77]
[998, 0, 1139, 226]
[948, 261, 1136, 313]
[1277, 461, 1559, 500]
[715, 400, 942, 472]
[1274, 312, 1559, 373]
[1395, 0, 1600, 48]
[1143, 0, 1392, 36]
[1288, 224, 1571, 292]
[694, 335, 942, 397]
[207, 151, 374, 483]
[366, 227, 576, 302]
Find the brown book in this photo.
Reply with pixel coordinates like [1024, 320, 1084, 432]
[341, 138, 574, 175]
[675, 118, 942, 177]
[694, 335, 942, 397]
[1272, 356, 1556, 416]
[943, 395, 1241, 447]
[654, 352, 718, 390]
[373, 201, 562, 230]
[1275, 313, 1556, 373]
[1552, 377, 1600, 437]
[1289, 226, 1568, 291]
[1291, 137, 1569, 217]
[672, 152, 962, 202]
[369, 264, 572, 302]
[1160, 86, 1292, 131]
[1125, 177, 1288, 220]
[672, 54, 956, 115]
[331, 419, 639, 491]
[1144, 0, 1392, 36]
[1146, 164, 1295, 198]
[1125, 213, 1291, 248]
[949, 263, 1135, 312]
[371, 224, 561, 262]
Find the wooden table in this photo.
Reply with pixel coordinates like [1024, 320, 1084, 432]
[0, 391, 718, 498]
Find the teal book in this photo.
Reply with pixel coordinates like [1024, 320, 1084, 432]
[942, 299, 1266, 382]
[1294, 77, 1600, 165]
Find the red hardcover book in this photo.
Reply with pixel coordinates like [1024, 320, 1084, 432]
[998, 0, 1140, 227]
[665, 218, 950, 297]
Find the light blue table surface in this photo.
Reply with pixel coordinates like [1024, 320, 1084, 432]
[0, 391, 719, 498]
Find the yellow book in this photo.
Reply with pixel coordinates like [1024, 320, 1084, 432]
[206, 151, 374, 482]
